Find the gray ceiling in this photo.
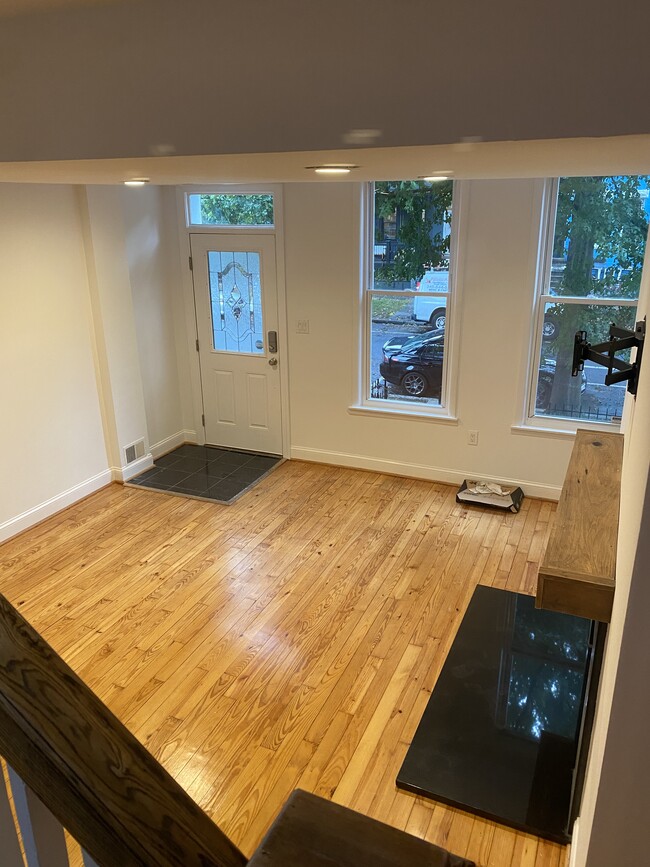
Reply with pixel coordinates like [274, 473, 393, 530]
[1, 0, 648, 163]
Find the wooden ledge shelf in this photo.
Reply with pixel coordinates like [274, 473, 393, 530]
[536, 429, 623, 623]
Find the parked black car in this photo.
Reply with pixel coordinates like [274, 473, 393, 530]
[379, 330, 444, 397]
[379, 332, 587, 404]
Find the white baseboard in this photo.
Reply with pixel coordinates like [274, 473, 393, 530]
[112, 453, 154, 483]
[0, 468, 113, 544]
[290, 446, 562, 501]
[150, 429, 197, 459]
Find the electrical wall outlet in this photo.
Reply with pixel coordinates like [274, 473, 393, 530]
[297, 319, 310, 334]
[468, 430, 479, 446]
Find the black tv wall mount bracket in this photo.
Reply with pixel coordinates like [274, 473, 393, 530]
[572, 318, 646, 397]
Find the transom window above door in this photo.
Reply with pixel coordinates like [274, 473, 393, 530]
[186, 193, 275, 227]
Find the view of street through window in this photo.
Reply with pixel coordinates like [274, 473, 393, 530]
[370, 180, 452, 407]
[533, 176, 648, 423]
[370, 177, 649, 422]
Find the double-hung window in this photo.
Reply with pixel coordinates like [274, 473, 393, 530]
[363, 179, 458, 415]
[530, 176, 648, 427]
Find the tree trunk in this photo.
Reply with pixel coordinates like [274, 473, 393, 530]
[548, 185, 598, 411]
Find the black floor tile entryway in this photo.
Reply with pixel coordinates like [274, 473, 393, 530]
[128, 444, 281, 503]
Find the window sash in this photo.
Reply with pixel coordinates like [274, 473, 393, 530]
[368, 289, 449, 299]
[527, 177, 642, 426]
[362, 182, 459, 416]
[538, 295, 638, 306]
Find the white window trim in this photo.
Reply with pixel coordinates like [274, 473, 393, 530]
[350, 180, 467, 422]
[517, 177, 636, 436]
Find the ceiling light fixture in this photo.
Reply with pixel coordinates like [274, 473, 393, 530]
[308, 164, 358, 175]
[420, 175, 450, 182]
[124, 178, 150, 187]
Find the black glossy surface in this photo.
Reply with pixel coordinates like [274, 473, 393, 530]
[397, 585, 593, 843]
[129, 444, 281, 503]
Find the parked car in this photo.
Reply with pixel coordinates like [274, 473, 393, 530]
[536, 358, 587, 409]
[412, 270, 448, 329]
[379, 330, 445, 397]
[412, 269, 559, 340]
[380, 333, 587, 405]
[542, 313, 560, 341]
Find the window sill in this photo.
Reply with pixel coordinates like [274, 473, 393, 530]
[348, 404, 459, 424]
[511, 416, 621, 439]
[511, 424, 578, 439]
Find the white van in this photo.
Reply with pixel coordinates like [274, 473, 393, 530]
[412, 269, 449, 329]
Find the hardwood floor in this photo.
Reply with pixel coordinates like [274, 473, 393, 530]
[0, 460, 566, 867]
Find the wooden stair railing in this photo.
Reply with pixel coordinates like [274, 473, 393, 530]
[0, 593, 246, 867]
[0, 592, 473, 867]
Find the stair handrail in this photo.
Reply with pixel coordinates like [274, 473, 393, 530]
[0, 593, 247, 867]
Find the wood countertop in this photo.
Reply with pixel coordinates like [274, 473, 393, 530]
[536, 429, 623, 622]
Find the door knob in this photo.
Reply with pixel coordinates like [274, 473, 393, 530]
[268, 357, 278, 367]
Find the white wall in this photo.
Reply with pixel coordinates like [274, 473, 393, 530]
[80, 186, 152, 480]
[122, 185, 188, 454]
[569, 234, 650, 867]
[284, 180, 574, 498]
[0, 184, 109, 542]
[0, 175, 621, 531]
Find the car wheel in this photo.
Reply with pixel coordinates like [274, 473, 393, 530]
[542, 316, 559, 341]
[536, 378, 552, 409]
[402, 371, 428, 396]
[429, 309, 446, 330]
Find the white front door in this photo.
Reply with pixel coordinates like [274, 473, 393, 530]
[191, 233, 282, 455]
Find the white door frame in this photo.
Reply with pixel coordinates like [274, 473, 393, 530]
[175, 184, 291, 458]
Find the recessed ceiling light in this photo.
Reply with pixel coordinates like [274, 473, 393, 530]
[420, 175, 450, 182]
[307, 164, 359, 175]
[124, 178, 150, 187]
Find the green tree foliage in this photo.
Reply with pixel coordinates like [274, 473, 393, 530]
[200, 194, 274, 226]
[374, 180, 453, 284]
[554, 176, 647, 299]
[546, 176, 648, 410]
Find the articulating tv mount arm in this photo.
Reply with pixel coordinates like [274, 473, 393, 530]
[572, 318, 646, 397]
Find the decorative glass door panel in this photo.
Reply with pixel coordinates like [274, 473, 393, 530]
[191, 234, 282, 455]
[208, 251, 265, 354]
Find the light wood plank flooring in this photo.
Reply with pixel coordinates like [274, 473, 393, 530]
[0, 460, 566, 867]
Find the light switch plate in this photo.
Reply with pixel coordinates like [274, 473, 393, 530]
[297, 319, 310, 334]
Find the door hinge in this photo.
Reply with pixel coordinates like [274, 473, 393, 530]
[201, 413, 205, 427]
[195, 338, 200, 352]
[189, 255, 193, 271]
